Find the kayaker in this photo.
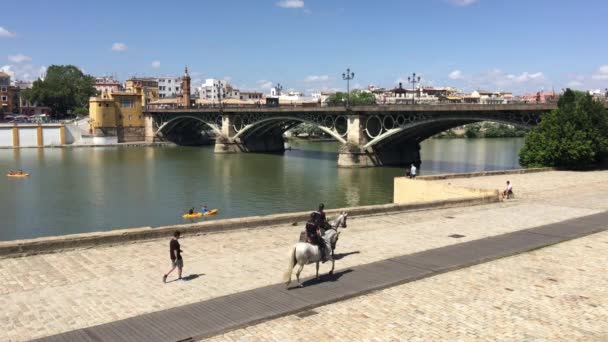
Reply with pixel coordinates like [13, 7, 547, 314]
[18, 169, 23, 175]
[188, 208, 194, 215]
[8, 170, 15, 175]
[200, 205, 208, 214]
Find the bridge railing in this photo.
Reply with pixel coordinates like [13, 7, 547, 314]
[145, 100, 564, 112]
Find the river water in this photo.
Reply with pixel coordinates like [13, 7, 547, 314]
[0, 138, 524, 241]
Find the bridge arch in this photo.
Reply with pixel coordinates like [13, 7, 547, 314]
[363, 113, 538, 149]
[233, 116, 348, 144]
[155, 115, 222, 137]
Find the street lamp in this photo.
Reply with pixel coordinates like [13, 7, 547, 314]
[407, 73, 421, 104]
[214, 82, 223, 108]
[342, 68, 355, 108]
[275, 83, 283, 97]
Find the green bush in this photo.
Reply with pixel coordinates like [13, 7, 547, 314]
[519, 89, 608, 168]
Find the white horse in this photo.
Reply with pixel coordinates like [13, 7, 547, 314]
[283, 212, 348, 288]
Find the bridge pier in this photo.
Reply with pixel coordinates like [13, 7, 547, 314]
[144, 115, 155, 143]
[337, 114, 421, 168]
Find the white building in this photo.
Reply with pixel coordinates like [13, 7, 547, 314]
[239, 91, 263, 101]
[197, 79, 227, 102]
[156, 76, 182, 98]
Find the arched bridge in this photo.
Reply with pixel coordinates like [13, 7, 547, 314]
[144, 104, 555, 167]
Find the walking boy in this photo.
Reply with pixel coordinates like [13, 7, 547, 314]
[163, 231, 183, 283]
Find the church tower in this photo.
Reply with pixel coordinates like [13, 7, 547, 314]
[181, 66, 191, 108]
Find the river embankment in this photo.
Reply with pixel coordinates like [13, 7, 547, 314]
[1, 167, 601, 258]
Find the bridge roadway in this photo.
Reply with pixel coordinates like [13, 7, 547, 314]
[2, 170, 608, 341]
[145, 103, 557, 114]
[144, 104, 554, 167]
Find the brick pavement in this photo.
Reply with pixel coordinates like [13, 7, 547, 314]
[208, 230, 608, 342]
[1, 170, 608, 341]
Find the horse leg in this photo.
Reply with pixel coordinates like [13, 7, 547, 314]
[315, 261, 320, 279]
[295, 263, 305, 288]
[329, 258, 334, 275]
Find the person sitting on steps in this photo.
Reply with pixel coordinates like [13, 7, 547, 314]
[305, 212, 328, 262]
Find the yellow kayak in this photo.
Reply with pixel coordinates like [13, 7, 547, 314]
[182, 209, 218, 219]
[7, 173, 30, 177]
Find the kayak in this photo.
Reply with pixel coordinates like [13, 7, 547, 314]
[7, 173, 29, 177]
[182, 209, 218, 219]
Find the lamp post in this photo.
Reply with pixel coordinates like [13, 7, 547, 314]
[214, 82, 223, 108]
[342, 68, 355, 108]
[605, 88, 607, 100]
[407, 73, 421, 104]
[275, 83, 283, 97]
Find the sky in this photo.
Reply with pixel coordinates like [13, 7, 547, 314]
[1, 0, 607, 94]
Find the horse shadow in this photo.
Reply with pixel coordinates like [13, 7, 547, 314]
[293, 269, 353, 289]
[332, 250, 360, 260]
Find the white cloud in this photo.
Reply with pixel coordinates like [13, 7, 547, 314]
[0, 64, 47, 81]
[0, 27, 16, 38]
[304, 75, 330, 82]
[256, 80, 274, 90]
[448, 0, 478, 6]
[8, 54, 32, 63]
[567, 80, 583, 88]
[276, 0, 304, 8]
[448, 70, 463, 80]
[111, 42, 128, 52]
[592, 65, 608, 80]
[506, 72, 545, 83]
[151, 60, 161, 68]
[467, 69, 548, 92]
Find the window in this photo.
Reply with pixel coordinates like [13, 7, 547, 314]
[120, 99, 134, 108]
[98, 103, 102, 107]
[105, 103, 109, 107]
[0, 86, 7, 92]
[176, 87, 179, 91]
[1, 96, 7, 102]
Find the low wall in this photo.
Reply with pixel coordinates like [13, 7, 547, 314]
[0, 195, 498, 258]
[0, 124, 67, 148]
[419, 167, 554, 181]
[393, 177, 499, 204]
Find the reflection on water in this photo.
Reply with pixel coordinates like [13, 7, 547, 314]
[0, 138, 523, 240]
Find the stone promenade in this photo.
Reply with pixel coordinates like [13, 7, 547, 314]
[2, 170, 608, 341]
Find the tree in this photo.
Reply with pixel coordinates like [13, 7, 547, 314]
[326, 90, 376, 106]
[21, 65, 96, 117]
[519, 89, 608, 168]
[464, 124, 481, 138]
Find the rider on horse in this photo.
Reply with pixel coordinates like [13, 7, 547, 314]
[305, 212, 328, 262]
[314, 203, 330, 233]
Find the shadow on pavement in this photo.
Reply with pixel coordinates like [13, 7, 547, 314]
[333, 250, 360, 260]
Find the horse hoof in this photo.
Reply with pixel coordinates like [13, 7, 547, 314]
[329, 271, 334, 275]
[298, 284, 304, 288]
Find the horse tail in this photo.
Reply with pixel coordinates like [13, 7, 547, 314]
[283, 246, 297, 284]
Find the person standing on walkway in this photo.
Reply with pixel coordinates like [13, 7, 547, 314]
[410, 164, 417, 179]
[163, 231, 183, 283]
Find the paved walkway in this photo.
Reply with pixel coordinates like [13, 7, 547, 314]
[2, 170, 608, 341]
[37, 211, 608, 342]
[210, 230, 608, 342]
